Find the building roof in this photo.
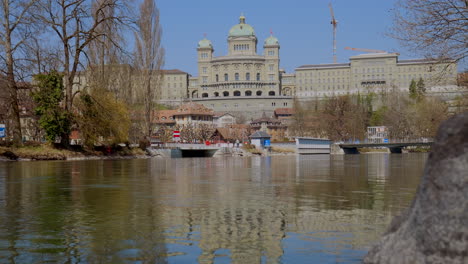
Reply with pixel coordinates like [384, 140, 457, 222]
[162, 69, 188, 75]
[296, 63, 350, 70]
[397, 58, 439, 65]
[153, 110, 177, 124]
[213, 112, 235, 118]
[174, 102, 214, 116]
[228, 15, 256, 38]
[264, 35, 279, 46]
[350, 53, 399, 60]
[274, 108, 294, 116]
[250, 131, 271, 138]
[251, 112, 282, 125]
[198, 38, 213, 49]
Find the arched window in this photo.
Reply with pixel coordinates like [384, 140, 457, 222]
[245, 90, 252, 96]
[256, 73, 260, 81]
[234, 91, 241, 96]
[214, 92, 219, 97]
[224, 74, 228, 81]
[256, 91, 262, 96]
[269, 91, 275, 96]
[202, 93, 208, 98]
[235, 73, 239, 81]
[246, 73, 250, 81]
[192, 90, 198, 98]
[223, 91, 229, 97]
[215, 74, 219, 82]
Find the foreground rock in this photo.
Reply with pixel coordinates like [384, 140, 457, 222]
[364, 113, 468, 264]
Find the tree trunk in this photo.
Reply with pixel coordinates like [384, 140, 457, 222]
[3, 4, 22, 145]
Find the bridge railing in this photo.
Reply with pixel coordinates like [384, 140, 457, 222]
[341, 137, 433, 144]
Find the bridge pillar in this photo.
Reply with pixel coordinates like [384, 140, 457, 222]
[342, 147, 360, 154]
[389, 147, 403, 154]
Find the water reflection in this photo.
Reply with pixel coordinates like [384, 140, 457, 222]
[0, 154, 426, 263]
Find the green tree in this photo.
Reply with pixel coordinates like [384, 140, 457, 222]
[75, 88, 130, 148]
[370, 106, 388, 126]
[416, 77, 426, 98]
[409, 79, 418, 100]
[32, 71, 72, 144]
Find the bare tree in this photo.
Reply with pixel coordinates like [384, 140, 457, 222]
[196, 124, 215, 142]
[32, 0, 132, 145]
[391, 0, 468, 65]
[134, 0, 165, 139]
[35, 0, 131, 115]
[0, 0, 38, 145]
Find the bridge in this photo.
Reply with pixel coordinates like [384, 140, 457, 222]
[338, 142, 433, 154]
[151, 143, 223, 158]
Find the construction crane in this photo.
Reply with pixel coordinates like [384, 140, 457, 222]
[329, 3, 338, 63]
[344, 47, 387, 53]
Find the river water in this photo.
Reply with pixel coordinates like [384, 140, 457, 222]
[0, 153, 427, 263]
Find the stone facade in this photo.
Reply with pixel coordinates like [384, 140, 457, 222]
[295, 53, 460, 100]
[187, 15, 292, 119]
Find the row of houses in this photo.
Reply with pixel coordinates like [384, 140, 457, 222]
[152, 102, 294, 142]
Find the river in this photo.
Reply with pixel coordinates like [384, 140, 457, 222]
[0, 153, 427, 263]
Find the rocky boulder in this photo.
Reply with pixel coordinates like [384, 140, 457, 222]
[364, 112, 468, 264]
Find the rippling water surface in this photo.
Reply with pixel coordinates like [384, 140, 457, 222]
[0, 154, 427, 263]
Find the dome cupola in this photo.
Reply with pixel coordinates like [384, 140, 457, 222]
[264, 35, 279, 46]
[198, 38, 213, 49]
[228, 14, 256, 38]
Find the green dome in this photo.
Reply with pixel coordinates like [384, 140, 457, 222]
[264, 35, 279, 46]
[228, 15, 256, 37]
[198, 38, 213, 49]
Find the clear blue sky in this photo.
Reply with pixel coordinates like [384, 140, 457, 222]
[157, 0, 408, 75]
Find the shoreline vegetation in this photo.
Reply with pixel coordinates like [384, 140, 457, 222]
[0, 144, 148, 161]
[0, 143, 432, 161]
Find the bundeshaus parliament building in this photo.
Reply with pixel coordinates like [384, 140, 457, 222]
[73, 15, 461, 119]
[156, 14, 460, 118]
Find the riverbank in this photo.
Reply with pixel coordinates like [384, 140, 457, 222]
[0, 145, 148, 161]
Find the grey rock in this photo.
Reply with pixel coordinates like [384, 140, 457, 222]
[364, 112, 468, 264]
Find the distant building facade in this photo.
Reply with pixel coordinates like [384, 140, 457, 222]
[71, 15, 463, 120]
[187, 15, 293, 119]
[294, 53, 460, 100]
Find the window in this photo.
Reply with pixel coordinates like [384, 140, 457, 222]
[272, 102, 276, 106]
[283, 102, 288, 106]
[202, 67, 207, 74]
[202, 93, 208, 98]
[223, 91, 229, 96]
[269, 91, 275, 96]
[268, 50, 275, 56]
[224, 74, 228, 81]
[269, 74, 274, 81]
[214, 92, 219, 97]
[202, 76, 207, 83]
[256, 73, 260, 81]
[215, 74, 219, 82]
[246, 72, 250, 81]
[245, 90, 252, 96]
[201, 53, 208, 58]
[235, 73, 239, 81]
[269, 64, 274, 71]
[234, 91, 241, 96]
[256, 91, 262, 96]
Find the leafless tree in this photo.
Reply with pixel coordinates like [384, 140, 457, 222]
[134, 0, 164, 139]
[391, 0, 467, 66]
[34, 0, 131, 110]
[196, 124, 215, 142]
[0, 0, 39, 145]
[33, 0, 131, 145]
